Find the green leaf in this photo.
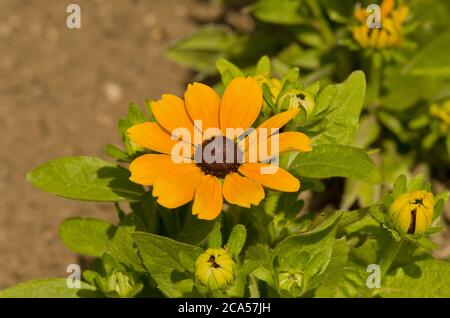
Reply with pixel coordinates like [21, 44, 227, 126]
[105, 224, 145, 273]
[392, 175, 407, 197]
[304, 211, 343, 234]
[207, 220, 223, 248]
[216, 58, 244, 86]
[354, 115, 380, 149]
[407, 174, 429, 192]
[60, 218, 116, 257]
[175, 211, 216, 245]
[27, 156, 144, 202]
[380, 260, 450, 297]
[133, 232, 202, 297]
[256, 55, 271, 77]
[167, 26, 246, 74]
[251, 0, 308, 25]
[119, 104, 148, 155]
[292, 144, 382, 184]
[314, 71, 366, 146]
[314, 238, 365, 298]
[106, 144, 130, 162]
[403, 31, 450, 77]
[320, 0, 354, 23]
[273, 220, 338, 295]
[0, 278, 99, 298]
[381, 75, 445, 112]
[433, 191, 449, 220]
[226, 225, 247, 257]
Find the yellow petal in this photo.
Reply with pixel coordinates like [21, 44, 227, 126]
[415, 206, 431, 234]
[185, 83, 221, 132]
[129, 154, 183, 185]
[240, 109, 300, 153]
[223, 173, 265, 208]
[152, 163, 202, 209]
[258, 109, 300, 130]
[353, 26, 370, 47]
[376, 30, 389, 49]
[128, 122, 191, 155]
[219, 77, 263, 133]
[246, 132, 312, 162]
[381, 0, 394, 18]
[192, 175, 223, 220]
[369, 28, 380, 48]
[392, 6, 409, 26]
[239, 163, 300, 192]
[354, 7, 368, 22]
[151, 94, 195, 141]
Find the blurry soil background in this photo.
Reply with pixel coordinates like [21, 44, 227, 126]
[0, 0, 223, 289]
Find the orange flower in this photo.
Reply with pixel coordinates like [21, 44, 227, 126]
[353, 0, 409, 49]
[127, 77, 311, 220]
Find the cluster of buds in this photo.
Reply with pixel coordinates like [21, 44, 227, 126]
[353, 0, 409, 50]
[195, 248, 236, 291]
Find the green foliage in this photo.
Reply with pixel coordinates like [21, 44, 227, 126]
[133, 232, 202, 297]
[0, 279, 99, 298]
[293, 144, 381, 184]
[312, 71, 366, 146]
[226, 224, 247, 257]
[250, 0, 308, 25]
[381, 260, 450, 297]
[60, 218, 116, 257]
[167, 26, 247, 75]
[27, 156, 144, 202]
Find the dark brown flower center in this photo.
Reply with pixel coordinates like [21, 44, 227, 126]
[208, 255, 221, 268]
[194, 136, 243, 179]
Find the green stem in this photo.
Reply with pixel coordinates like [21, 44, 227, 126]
[367, 53, 383, 109]
[307, 0, 335, 47]
[380, 238, 403, 278]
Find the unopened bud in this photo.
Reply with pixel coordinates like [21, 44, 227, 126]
[388, 190, 434, 235]
[195, 248, 235, 291]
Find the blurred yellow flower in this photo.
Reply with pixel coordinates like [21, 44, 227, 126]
[127, 77, 311, 220]
[430, 100, 450, 134]
[353, 0, 409, 49]
[195, 248, 235, 290]
[388, 190, 434, 235]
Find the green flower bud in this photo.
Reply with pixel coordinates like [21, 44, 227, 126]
[105, 271, 140, 298]
[195, 248, 235, 291]
[278, 89, 315, 124]
[278, 272, 303, 292]
[388, 190, 434, 235]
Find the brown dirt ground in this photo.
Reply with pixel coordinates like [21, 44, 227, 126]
[0, 0, 216, 289]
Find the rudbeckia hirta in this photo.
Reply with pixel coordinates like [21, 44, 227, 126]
[127, 77, 311, 220]
[388, 190, 434, 235]
[195, 248, 235, 290]
[353, 0, 409, 49]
